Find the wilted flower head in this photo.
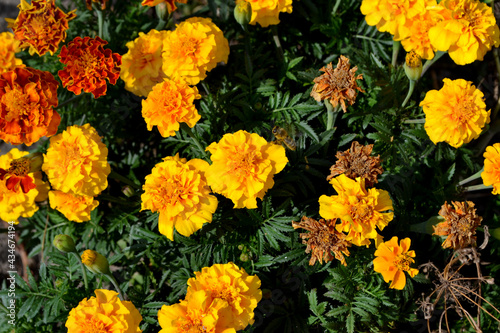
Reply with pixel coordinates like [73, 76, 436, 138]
[310, 56, 364, 113]
[434, 201, 482, 249]
[141, 0, 187, 13]
[6, 0, 76, 56]
[237, 0, 293, 27]
[292, 216, 351, 266]
[481, 143, 500, 195]
[326, 141, 383, 188]
[0, 32, 24, 73]
[49, 190, 99, 222]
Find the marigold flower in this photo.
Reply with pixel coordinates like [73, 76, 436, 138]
[292, 216, 351, 266]
[206, 130, 288, 209]
[310, 56, 364, 113]
[6, 0, 76, 56]
[326, 141, 383, 188]
[0, 152, 42, 193]
[49, 190, 99, 222]
[373, 236, 419, 290]
[186, 262, 262, 331]
[42, 124, 110, 197]
[420, 78, 490, 148]
[0, 32, 24, 73]
[236, 0, 293, 27]
[482, 143, 500, 194]
[434, 201, 482, 249]
[141, 0, 187, 13]
[0, 67, 60, 146]
[66, 289, 142, 333]
[120, 29, 169, 97]
[141, 79, 201, 137]
[400, 5, 439, 60]
[141, 154, 218, 241]
[58, 36, 121, 99]
[319, 174, 394, 247]
[162, 17, 230, 85]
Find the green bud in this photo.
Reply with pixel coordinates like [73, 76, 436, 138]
[234, 0, 252, 26]
[53, 234, 77, 253]
[155, 2, 169, 22]
[122, 185, 135, 197]
[491, 227, 500, 240]
[404, 51, 422, 82]
[240, 253, 249, 262]
[81, 249, 111, 275]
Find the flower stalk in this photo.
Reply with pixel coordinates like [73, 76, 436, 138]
[325, 100, 339, 131]
[391, 40, 400, 67]
[458, 167, 484, 186]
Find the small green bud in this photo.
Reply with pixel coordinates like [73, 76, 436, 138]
[237, 244, 244, 250]
[122, 185, 135, 197]
[240, 253, 249, 262]
[53, 234, 76, 253]
[404, 51, 422, 82]
[81, 249, 111, 275]
[491, 227, 500, 240]
[155, 2, 169, 22]
[234, 0, 252, 26]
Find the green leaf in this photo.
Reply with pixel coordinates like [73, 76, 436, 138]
[346, 309, 355, 333]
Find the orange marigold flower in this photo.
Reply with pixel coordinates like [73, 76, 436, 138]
[400, 4, 440, 60]
[0, 67, 60, 146]
[6, 0, 76, 56]
[237, 0, 293, 27]
[86, 0, 109, 10]
[434, 201, 482, 249]
[141, 79, 201, 137]
[66, 289, 142, 333]
[319, 174, 394, 247]
[141, 0, 187, 13]
[482, 143, 500, 194]
[141, 154, 218, 241]
[206, 130, 288, 209]
[420, 78, 490, 148]
[49, 190, 99, 222]
[42, 124, 110, 197]
[373, 236, 419, 290]
[327, 141, 383, 188]
[310, 56, 364, 113]
[0, 32, 24, 73]
[292, 216, 351, 266]
[0, 152, 42, 193]
[186, 262, 262, 331]
[162, 17, 230, 85]
[58, 36, 121, 99]
[120, 29, 169, 97]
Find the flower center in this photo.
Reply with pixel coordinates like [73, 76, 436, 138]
[81, 317, 110, 333]
[212, 282, 237, 305]
[180, 36, 200, 57]
[454, 98, 476, 124]
[179, 309, 209, 333]
[7, 158, 30, 176]
[229, 148, 258, 178]
[457, 217, 473, 235]
[2, 89, 33, 121]
[350, 203, 373, 224]
[393, 254, 413, 272]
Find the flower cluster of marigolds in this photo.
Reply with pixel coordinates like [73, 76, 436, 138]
[1, 0, 499, 331]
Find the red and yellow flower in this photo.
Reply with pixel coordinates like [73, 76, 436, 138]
[0, 32, 24, 73]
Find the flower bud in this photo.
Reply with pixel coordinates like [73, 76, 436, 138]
[404, 51, 422, 82]
[122, 185, 135, 197]
[81, 249, 111, 275]
[53, 234, 77, 253]
[155, 2, 169, 22]
[240, 253, 249, 262]
[234, 0, 252, 26]
[491, 227, 500, 241]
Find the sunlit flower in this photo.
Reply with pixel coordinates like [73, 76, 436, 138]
[292, 216, 351, 266]
[141, 154, 218, 241]
[120, 29, 169, 97]
[400, 6, 439, 60]
[0, 32, 24, 73]
[482, 143, 500, 194]
[162, 17, 230, 85]
[326, 141, 383, 188]
[310, 56, 364, 113]
[206, 130, 288, 209]
[141, 0, 187, 13]
[58, 36, 122, 99]
[86, 0, 109, 10]
[186, 262, 262, 331]
[66, 289, 142, 333]
[420, 78, 490, 148]
[42, 124, 110, 197]
[0, 152, 42, 193]
[434, 201, 482, 249]
[141, 79, 201, 137]
[373, 236, 419, 290]
[49, 190, 99, 222]
[81, 250, 111, 275]
[319, 174, 394, 247]
[236, 0, 293, 27]
[6, 0, 76, 56]
[0, 67, 60, 146]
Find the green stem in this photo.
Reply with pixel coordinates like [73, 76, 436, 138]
[180, 123, 208, 160]
[325, 100, 339, 131]
[73, 252, 89, 291]
[421, 51, 446, 78]
[55, 94, 84, 110]
[402, 79, 416, 107]
[105, 273, 124, 300]
[458, 167, 484, 186]
[410, 216, 444, 234]
[492, 48, 500, 120]
[108, 170, 141, 189]
[93, 3, 104, 39]
[391, 40, 400, 67]
[463, 184, 492, 192]
[404, 118, 425, 124]
[271, 26, 284, 61]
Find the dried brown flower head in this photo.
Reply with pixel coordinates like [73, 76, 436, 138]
[310, 55, 364, 113]
[434, 201, 482, 250]
[326, 141, 383, 188]
[292, 216, 350, 266]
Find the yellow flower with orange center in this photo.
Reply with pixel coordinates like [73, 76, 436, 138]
[48, 190, 99, 222]
[0, 152, 42, 194]
[0, 32, 24, 73]
[6, 0, 76, 56]
[373, 236, 419, 290]
[400, 4, 439, 60]
[482, 143, 500, 195]
[319, 174, 394, 247]
[141, 79, 201, 137]
[42, 124, 111, 197]
[66, 289, 142, 333]
[141, 0, 187, 13]
[0, 67, 60, 146]
[120, 29, 169, 97]
[237, 0, 293, 27]
[141, 154, 218, 241]
[58, 36, 122, 99]
[420, 78, 490, 148]
[162, 17, 230, 85]
[205, 130, 288, 209]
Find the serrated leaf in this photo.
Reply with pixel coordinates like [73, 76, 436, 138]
[346, 310, 355, 333]
[296, 121, 320, 143]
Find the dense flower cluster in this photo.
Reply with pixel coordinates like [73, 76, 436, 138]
[0, 32, 24, 73]
[481, 143, 500, 195]
[236, 0, 293, 27]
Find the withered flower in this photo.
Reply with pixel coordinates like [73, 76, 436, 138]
[327, 141, 383, 188]
[292, 216, 350, 266]
[311, 55, 364, 113]
[434, 201, 482, 250]
[86, 0, 109, 10]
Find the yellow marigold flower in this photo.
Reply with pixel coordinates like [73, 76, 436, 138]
[400, 5, 439, 60]
[66, 289, 142, 333]
[42, 124, 111, 197]
[319, 174, 394, 247]
[162, 17, 230, 85]
[0, 148, 48, 223]
[0, 32, 24, 73]
[141, 0, 187, 13]
[206, 130, 288, 209]
[141, 79, 201, 138]
[237, 0, 293, 27]
[482, 143, 500, 194]
[49, 190, 99, 222]
[141, 154, 218, 241]
[428, 0, 500, 65]
[120, 29, 169, 97]
[373, 236, 419, 290]
[420, 78, 490, 148]
[6, 0, 76, 56]
[186, 262, 262, 331]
